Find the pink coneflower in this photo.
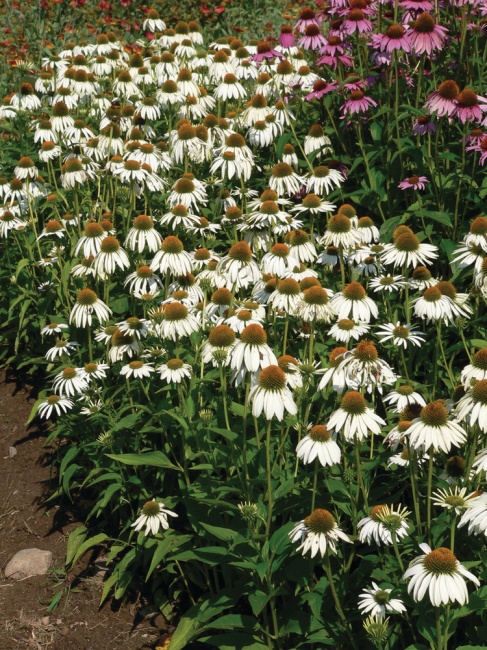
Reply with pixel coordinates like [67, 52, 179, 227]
[399, 0, 434, 10]
[317, 35, 354, 69]
[279, 25, 296, 49]
[425, 80, 460, 117]
[341, 9, 373, 35]
[298, 24, 327, 50]
[251, 41, 284, 63]
[413, 116, 436, 136]
[475, 137, 487, 166]
[341, 90, 377, 117]
[466, 128, 486, 146]
[453, 88, 487, 124]
[407, 13, 448, 56]
[294, 7, 322, 33]
[305, 79, 339, 101]
[398, 175, 429, 190]
[371, 24, 412, 52]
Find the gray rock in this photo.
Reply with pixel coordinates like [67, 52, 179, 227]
[8, 446, 17, 458]
[4, 548, 53, 579]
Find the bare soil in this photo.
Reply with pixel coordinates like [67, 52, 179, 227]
[0, 369, 171, 650]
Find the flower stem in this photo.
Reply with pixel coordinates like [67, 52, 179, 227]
[324, 554, 358, 650]
[427, 452, 434, 545]
[265, 421, 273, 537]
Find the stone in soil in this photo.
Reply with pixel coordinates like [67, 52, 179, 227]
[4, 548, 53, 579]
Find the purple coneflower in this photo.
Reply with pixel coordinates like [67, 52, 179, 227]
[454, 88, 487, 124]
[413, 116, 436, 136]
[371, 24, 412, 52]
[407, 13, 448, 57]
[398, 175, 429, 191]
[424, 79, 460, 117]
[341, 90, 377, 117]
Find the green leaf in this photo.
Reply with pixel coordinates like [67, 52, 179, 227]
[248, 590, 269, 616]
[67, 532, 108, 569]
[471, 340, 487, 349]
[276, 132, 293, 160]
[168, 590, 240, 650]
[199, 522, 240, 543]
[422, 210, 452, 227]
[106, 451, 179, 471]
[146, 537, 174, 581]
[65, 526, 88, 567]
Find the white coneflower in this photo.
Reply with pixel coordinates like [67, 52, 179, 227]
[358, 583, 406, 620]
[45, 340, 79, 362]
[328, 318, 370, 343]
[404, 543, 479, 606]
[158, 204, 200, 230]
[117, 317, 150, 340]
[14, 157, 38, 180]
[412, 286, 456, 324]
[406, 401, 467, 453]
[358, 504, 411, 546]
[383, 385, 426, 413]
[120, 360, 154, 379]
[131, 499, 177, 536]
[461, 348, 487, 385]
[37, 220, 65, 240]
[216, 241, 261, 290]
[328, 390, 386, 442]
[151, 236, 193, 277]
[69, 288, 112, 328]
[267, 278, 301, 314]
[222, 308, 262, 334]
[464, 215, 487, 251]
[230, 323, 278, 385]
[376, 321, 426, 348]
[317, 346, 348, 393]
[124, 265, 162, 296]
[260, 243, 297, 276]
[38, 394, 74, 420]
[331, 282, 378, 323]
[455, 380, 487, 432]
[356, 216, 380, 243]
[112, 159, 149, 186]
[304, 123, 333, 157]
[78, 361, 109, 382]
[295, 286, 336, 323]
[457, 492, 487, 536]
[202, 325, 237, 367]
[284, 229, 317, 264]
[167, 175, 208, 211]
[321, 212, 361, 250]
[0, 209, 25, 238]
[113, 69, 142, 98]
[214, 73, 247, 101]
[292, 193, 336, 220]
[52, 366, 88, 397]
[296, 424, 341, 466]
[248, 120, 278, 148]
[158, 358, 192, 383]
[431, 486, 475, 516]
[289, 509, 351, 558]
[250, 365, 297, 420]
[93, 237, 129, 276]
[108, 327, 142, 363]
[336, 340, 397, 394]
[381, 229, 438, 268]
[74, 221, 107, 258]
[50, 101, 75, 132]
[369, 275, 407, 293]
[41, 322, 69, 336]
[159, 302, 200, 341]
[39, 141, 62, 162]
[247, 200, 291, 230]
[143, 7, 166, 31]
[269, 162, 305, 197]
[125, 214, 162, 254]
[277, 355, 303, 390]
[306, 165, 344, 195]
[60, 157, 90, 189]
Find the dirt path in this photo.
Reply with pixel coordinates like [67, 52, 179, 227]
[0, 369, 166, 650]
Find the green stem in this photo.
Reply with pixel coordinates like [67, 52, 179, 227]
[265, 421, 273, 537]
[427, 452, 434, 545]
[311, 458, 319, 512]
[324, 554, 358, 650]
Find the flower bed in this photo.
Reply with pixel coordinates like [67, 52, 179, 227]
[1, 2, 487, 648]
